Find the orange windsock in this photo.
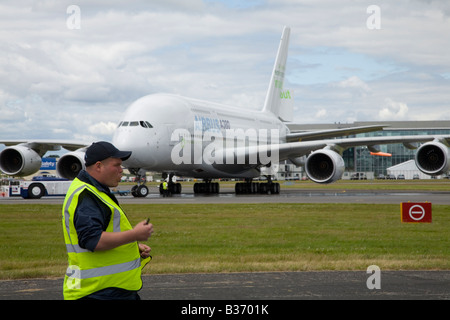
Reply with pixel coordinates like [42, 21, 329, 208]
[370, 152, 392, 157]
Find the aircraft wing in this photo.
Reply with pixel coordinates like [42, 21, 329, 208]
[0, 140, 88, 154]
[278, 135, 450, 160]
[286, 125, 388, 142]
[221, 134, 450, 183]
[0, 140, 89, 177]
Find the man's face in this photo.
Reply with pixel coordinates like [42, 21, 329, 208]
[97, 157, 123, 187]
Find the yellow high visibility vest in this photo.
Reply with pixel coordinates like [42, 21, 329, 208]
[62, 178, 150, 300]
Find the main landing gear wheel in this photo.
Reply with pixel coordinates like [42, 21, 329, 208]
[158, 173, 182, 195]
[192, 178, 220, 194]
[235, 182, 280, 194]
[159, 182, 182, 194]
[235, 177, 280, 195]
[193, 182, 220, 194]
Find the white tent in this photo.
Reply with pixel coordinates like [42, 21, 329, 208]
[387, 160, 429, 179]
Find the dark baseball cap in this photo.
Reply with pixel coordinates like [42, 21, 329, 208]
[85, 141, 132, 166]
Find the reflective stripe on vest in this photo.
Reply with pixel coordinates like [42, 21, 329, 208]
[62, 178, 145, 300]
[66, 258, 141, 279]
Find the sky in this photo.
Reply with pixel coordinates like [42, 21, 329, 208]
[1, 0, 450, 144]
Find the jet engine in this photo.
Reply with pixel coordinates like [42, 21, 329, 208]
[415, 141, 449, 176]
[57, 151, 86, 180]
[305, 149, 345, 184]
[0, 145, 42, 176]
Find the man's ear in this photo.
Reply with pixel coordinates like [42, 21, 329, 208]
[86, 161, 102, 175]
[94, 161, 103, 171]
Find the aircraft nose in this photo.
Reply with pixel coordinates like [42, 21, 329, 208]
[112, 132, 128, 153]
[113, 126, 155, 168]
[113, 131, 137, 162]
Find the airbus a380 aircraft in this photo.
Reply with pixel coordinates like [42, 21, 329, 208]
[1, 26, 449, 197]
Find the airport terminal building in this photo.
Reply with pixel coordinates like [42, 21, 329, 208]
[286, 121, 450, 179]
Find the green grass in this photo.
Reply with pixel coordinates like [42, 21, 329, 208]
[276, 179, 450, 191]
[1, 202, 449, 279]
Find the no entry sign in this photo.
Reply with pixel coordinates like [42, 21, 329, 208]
[401, 202, 432, 223]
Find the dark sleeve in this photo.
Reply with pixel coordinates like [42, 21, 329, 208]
[73, 190, 111, 252]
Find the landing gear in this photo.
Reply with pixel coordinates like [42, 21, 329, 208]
[158, 173, 182, 195]
[130, 168, 149, 198]
[131, 185, 149, 197]
[235, 177, 280, 195]
[159, 181, 182, 195]
[193, 179, 220, 194]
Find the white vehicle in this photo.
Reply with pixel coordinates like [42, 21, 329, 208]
[0, 179, 21, 197]
[0, 26, 449, 197]
[19, 177, 72, 199]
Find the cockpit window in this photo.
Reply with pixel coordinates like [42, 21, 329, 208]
[140, 121, 153, 128]
[119, 121, 153, 128]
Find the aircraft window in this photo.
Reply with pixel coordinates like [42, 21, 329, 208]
[122, 121, 129, 127]
[130, 121, 139, 126]
[139, 121, 153, 128]
[118, 121, 123, 127]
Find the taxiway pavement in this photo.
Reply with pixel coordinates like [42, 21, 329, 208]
[1, 186, 449, 205]
[1, 271, 449, 300]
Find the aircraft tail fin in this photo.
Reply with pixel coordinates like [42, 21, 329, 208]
[262, 26, 292, 121]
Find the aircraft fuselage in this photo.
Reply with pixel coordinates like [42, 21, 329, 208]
[113, 93, 288, 179]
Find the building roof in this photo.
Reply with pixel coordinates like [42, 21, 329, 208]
[287, 120, 450, 131]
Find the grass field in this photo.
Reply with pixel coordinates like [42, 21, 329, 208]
[0, 201, 449, 280]
[278, 179, 450, 191]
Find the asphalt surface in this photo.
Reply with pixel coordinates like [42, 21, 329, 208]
[1, 271, 449, 300]
[1, 186, 449, 205]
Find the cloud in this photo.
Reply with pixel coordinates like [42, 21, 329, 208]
[88, 121, 118, 136]
[0, 0, 449, 144]
[378, 98, 409, 120]
[315, 109, 328, 119]
[337, 76, 371, 94]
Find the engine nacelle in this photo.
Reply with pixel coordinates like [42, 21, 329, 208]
[415, 141, 449, 176]
[57, 151, 86, 180]
[0, 145, 42, 176]
[305, 149, 345, 184]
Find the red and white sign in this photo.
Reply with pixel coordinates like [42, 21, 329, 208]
[401, 202, 432, 223]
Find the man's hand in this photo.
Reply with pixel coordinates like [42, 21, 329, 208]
[139, 243, 152, 259]
[133, 220, 153, 241]
[95, 219, 154, 251]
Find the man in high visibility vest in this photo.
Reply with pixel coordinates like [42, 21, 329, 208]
[62, 141, 153, 300]
[162, 180, 169, 197]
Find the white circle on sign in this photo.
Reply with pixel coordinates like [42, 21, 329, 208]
[409, 205, 425, 221]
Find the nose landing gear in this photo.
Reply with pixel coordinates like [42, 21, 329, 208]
[130, 168, 149, 198]
[131, 184, 149, 197]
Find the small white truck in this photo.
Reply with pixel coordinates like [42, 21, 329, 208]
[1, 176, 71, 199]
